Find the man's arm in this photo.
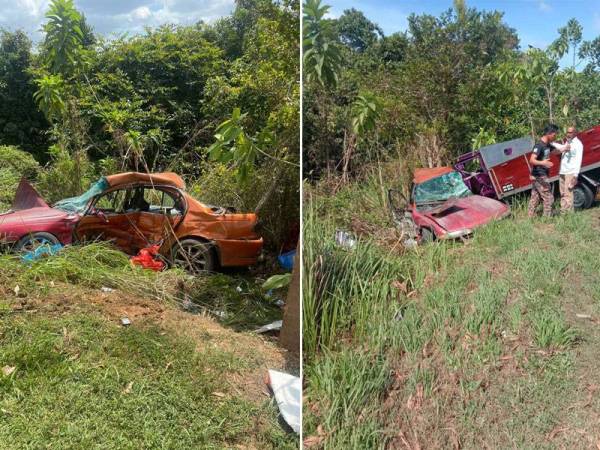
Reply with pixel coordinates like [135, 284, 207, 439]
[529, 152, 553, 167]
[551, 142, 570, 153]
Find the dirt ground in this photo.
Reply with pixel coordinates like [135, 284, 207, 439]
[6, 282, 298, 406]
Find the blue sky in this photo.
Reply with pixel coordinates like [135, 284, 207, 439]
[327, 0, 600, 68]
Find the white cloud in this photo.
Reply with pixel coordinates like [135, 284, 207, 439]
[538, 0, 552, 12]
[129, 6, 151, 21]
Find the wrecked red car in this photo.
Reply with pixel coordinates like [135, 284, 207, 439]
[389, 167, 510, 244]
[0, 172, 263, 272]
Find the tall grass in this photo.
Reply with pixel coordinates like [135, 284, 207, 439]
[302, 192, 448, 358]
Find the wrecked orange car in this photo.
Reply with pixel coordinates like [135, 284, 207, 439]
[0, 172, 263, 272]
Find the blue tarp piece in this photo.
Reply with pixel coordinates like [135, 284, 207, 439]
[277, 249, 295, 271]
[54, 177, 109, 214]
[21, 243, 63, 263]
[413, 171, 471, 204]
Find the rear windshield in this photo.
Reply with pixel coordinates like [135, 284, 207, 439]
[413, 171, 471, 204]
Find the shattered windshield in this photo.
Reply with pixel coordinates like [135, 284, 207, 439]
[54, 177, 110, 214]
[413, 171, 471, 204]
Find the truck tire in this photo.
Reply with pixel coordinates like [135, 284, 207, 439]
[583, 184, 595, 209]
[573, 184, 594, 210]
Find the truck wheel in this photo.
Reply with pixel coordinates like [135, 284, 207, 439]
[573, 184, 593, 210]
[583, 184, 595, 209]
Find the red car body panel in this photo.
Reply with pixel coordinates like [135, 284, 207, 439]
[411, 195, 510, 239]
[409, 168, 510, 240]
[0, 207, 79, 245]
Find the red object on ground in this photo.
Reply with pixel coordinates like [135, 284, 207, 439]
[130, 244, 165, 271]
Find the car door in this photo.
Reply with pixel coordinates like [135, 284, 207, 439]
[127, 185, 185, 252]
[74, 187, 138, 252]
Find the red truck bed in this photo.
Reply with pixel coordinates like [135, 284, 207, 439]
[481, 125, 600, 199]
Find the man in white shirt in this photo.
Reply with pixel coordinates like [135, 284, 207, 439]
[552, 126, 584, 213]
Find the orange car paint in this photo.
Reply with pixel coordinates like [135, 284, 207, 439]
[76, 172, 263, 267]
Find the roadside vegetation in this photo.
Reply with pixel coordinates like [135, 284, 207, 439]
[0, 243, 296, 448]
[303, 0, 600, 447]
[304, 171, 600, 448]
[0, 0, 299, 447]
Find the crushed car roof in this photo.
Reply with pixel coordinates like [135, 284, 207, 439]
[105, 172, 186, 190]
[413, 167, 455, 184]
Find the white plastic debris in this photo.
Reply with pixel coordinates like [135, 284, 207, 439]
[101, 287, 114, 293]
[274, 299, 286, 308]
[576, 313, 592, 320]
[236, 285, 243, 293]
[121, 317, 131, 326]
[334, 230, 357, 250]
[255, 320, 283, 334]
[268, 370, 301, 433]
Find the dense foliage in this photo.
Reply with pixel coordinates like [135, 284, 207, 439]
[0, 0, 299, 249]
[303, 0, 600, 180]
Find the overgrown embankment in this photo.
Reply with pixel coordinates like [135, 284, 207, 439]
[304, 177, 600, 449]
[0, 243, 297, 449]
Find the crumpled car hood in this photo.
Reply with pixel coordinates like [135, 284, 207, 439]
[11, 178, 49, 211]
[422, 195, 509, 233]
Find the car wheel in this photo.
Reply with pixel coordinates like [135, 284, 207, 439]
[420, 227, 434, 244]
[171, 239, 216, 274]
[15, 232, 60, 252]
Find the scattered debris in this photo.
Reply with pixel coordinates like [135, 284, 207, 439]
[211, 392, 226, 398]
[2, 366, 16, 377]
[274, 299, 286, 308]
[256, 320, 283, 334]
[267, 369, 300, 433]
[576, 313, 592, 320]
[122, 382, 133, 394]
[13, 285, 19, 296]
[130, 244, 165, 272]
[236, 285, 243, 293]
[101, 286, 114, 293]
[277, 249, 296, 270]
[21, 243, 63, 263]
[334, 230, 357, 249]
[394, 309, 403, 321]
[213, 310, 227, 319]
[121, 317, 131, 326]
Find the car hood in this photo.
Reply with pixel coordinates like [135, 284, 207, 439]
[421, 195, 509, 233]
[0, 207, 74, 226]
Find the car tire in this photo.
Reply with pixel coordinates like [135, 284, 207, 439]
[171, 239, 216, 274]
[14, 232, 60, 252]
[420, 227, 434, 244]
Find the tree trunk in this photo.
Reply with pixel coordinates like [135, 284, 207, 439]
[280, 248, 300, 355]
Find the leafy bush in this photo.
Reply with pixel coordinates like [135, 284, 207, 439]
[37, 145, 94, 203]
[188, 160, 299, 250]
[0, 145, 41, 210]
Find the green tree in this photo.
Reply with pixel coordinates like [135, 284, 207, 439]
[303, 0, 342, 88]
[335, 8, 383, 52]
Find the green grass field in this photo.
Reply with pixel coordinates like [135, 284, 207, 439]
[304, 176, 600, 449]
[0, 244, 297, 449]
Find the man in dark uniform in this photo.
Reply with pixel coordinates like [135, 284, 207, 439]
[527, 124, 559, 218]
